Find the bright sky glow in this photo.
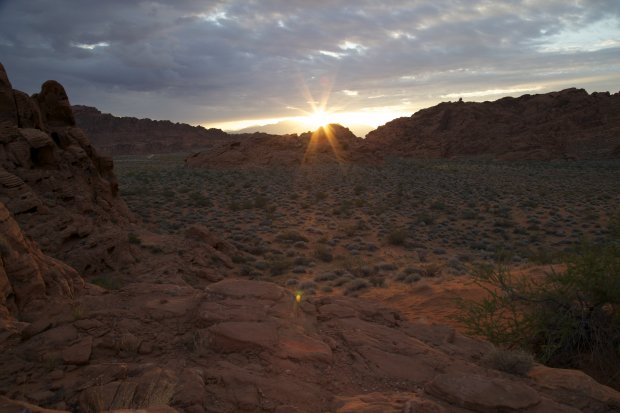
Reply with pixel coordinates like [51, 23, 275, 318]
[71, 41, 110, 50]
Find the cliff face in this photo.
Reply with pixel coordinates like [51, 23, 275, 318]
[364, 88, 620, 160]
[0, 63, 135, 275]
[73, 105, 229, 156]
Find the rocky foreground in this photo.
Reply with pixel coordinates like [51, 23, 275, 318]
[2, 62, 620, 412]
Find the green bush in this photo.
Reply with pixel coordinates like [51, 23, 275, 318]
[456, 243, 620, 380]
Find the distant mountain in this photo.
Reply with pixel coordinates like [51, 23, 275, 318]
[364, 88, 620, 160]
[234, 120, 374, 138]
[73, 105, 229, 156]
[76, 87, 620, 161]
[186, 124, 373, 168]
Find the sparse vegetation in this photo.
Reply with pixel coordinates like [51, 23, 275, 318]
[387, 228, 408, 246]
[314, 243, 334, 262]
[456, 243, 620, 382]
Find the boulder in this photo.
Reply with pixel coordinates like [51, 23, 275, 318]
[35, 80, 75, 127]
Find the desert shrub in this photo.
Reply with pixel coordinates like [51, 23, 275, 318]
[609, 210, 620, 239]
[344, 279, 369, 295]
[332, 275, 353, 287]
[387, 228, 408, 246]
[481, 348, 534, 376]
[314, 244, 334, 262]
[300, 281, 316, 291]
[128, 233, 142, 245]
[461, 209, 479, 220]
[456, 243, 620, 381]
[354, 185, 366, 195]
[405, 274, 421, 283]
[268, 257, 293, 275]
[254, 194, 269, 208]
[416, 212, 436, 225]
[231, 255, 246, 264]
[315, 272, 337, 282]
[430, 201, 446, 211]
[370, 276, 386, 287]
[421, 263, 442, 277]
[276, 230, 309, 243]
[315, 191, 328, 201]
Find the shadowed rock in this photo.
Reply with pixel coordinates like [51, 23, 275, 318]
[0, 62, 134, 274]
[185, 124, 370, 168]
[73, 105, 229, 156]
[35, 80, 75, 127]
[364, 88, 620, 160]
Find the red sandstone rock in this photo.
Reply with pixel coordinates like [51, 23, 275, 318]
[62, 336, 93, 365]
[185, 124, 369, 168]
[73, 105, 229, 156]
[0, 66, 135, 275]
[364, 88, 620, 160]
[426, 372, 541, 411]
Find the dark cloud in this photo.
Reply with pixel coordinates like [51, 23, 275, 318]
[1, 0, 619, 127]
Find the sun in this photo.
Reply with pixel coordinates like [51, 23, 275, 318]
[304, 109, 332, 129]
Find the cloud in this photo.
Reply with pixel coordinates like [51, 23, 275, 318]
[0, 0, 619, 127]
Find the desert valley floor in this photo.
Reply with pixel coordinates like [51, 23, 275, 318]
[115, 154, 619, 297]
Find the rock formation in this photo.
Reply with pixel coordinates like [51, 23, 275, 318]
[3, 277, 620, 412]
[0, 62, 134, 275]
[364, 88, 620, 160]
[73, 105, 229, 156]
[0, 201, 82, 338]
[185, 124, 368, 168]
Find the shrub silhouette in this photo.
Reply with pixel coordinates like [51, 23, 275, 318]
[456, 242, 620, 383]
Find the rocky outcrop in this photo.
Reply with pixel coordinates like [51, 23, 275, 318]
[2, 278, 619, 412]
[0, 201, 82, 343]
[185, 124, 369, 168]
[0, 62, 134, 275]
[73, 105, 229, 156]
[364, 88, 620, 160]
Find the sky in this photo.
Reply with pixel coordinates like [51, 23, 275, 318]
[1, 0, 619, 135]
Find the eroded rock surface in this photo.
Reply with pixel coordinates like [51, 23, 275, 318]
[0, 63, 134, 275]
[3, 277, 619, 413]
